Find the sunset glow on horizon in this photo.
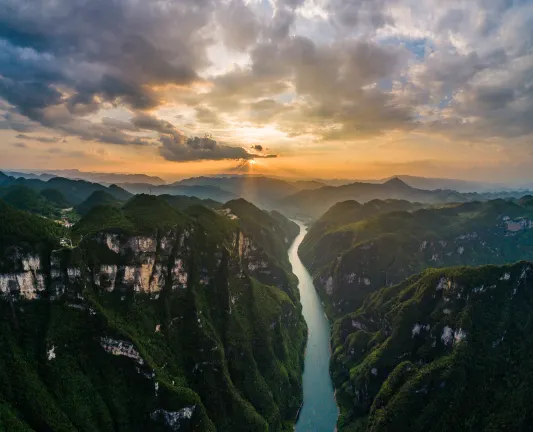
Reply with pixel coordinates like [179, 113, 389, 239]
[2, 0, 533, 184]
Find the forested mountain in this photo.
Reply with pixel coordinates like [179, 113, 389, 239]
[300, 198, 533, 317]
[0, 185, 68, 219]
[279, 178, 530, 220]
[3, 170, 165, 186]
[118, 183, 238, 203]
[0, 172, 132, 205]
[171, 176, 300, 209]
[0, 196, 306, 431]
[301, 199, 424, 264]
[0, 201, 64, 257]
[75, 191, 123, 216]
[331, 262, 533, 431]
[159, 195, 222, 212]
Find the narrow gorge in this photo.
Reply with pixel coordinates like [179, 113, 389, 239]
[290, 222, 338, 431]
[0, 197, 307, 431]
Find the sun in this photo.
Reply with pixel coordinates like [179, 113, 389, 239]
[248, 159, 256, 166]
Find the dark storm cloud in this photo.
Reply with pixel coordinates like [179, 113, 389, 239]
[2, 0, 533, 154]
[131, 113, 181, 138]
[0, 0, 213, 138]
[101, 117, 139, 132]
[128, 113, 276, 162]
[16, 134, 60, 143]
[159, 134, 277, 162]
[0, 111, 39, 132]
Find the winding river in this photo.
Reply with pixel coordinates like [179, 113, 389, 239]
[289, 222, 338, 431]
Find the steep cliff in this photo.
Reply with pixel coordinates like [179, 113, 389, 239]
[0, 196, 306, 431]
[331, 262, 533, 431]
[300, 199, 533, 317]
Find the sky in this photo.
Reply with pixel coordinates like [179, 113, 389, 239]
[1, 0, 533, 182]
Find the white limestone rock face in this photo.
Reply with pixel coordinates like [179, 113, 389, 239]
[100, 337, 144, 364]
[150, 264, 165, 293]
[98, 265, 118, 292]
[128, 236, 156, 253]
[105, 234, 121, 254]
[67, 267, 82, 283]
[412, 323, 430, 337]
[138, 259, 155, 292]
[179, 229, 192, 249]
[22, 255, 41, 272]
[172, 258, 188, 289]
[325, 277, 334, 295]
[47, 345, 56, 360]
[50, 267, 66, 297]
[346, 273, 357, 284]
[441, 326, 453, 345]
[351, 320, 367, 331]
[500, 272, 511, 281]
[238, 233, 256, 260]
[160, 234, 175, 252]
[0, 275, 14, 295]
[454, 328, 467, 343]
[120, 259, 161, 294]
[150, 406, 196, 429]
[123, 266, 136, 285]
[436, 277, 452, 291]
[0, 268, 46, 300]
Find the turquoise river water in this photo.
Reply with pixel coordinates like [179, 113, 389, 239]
[290, 222, 338, 431]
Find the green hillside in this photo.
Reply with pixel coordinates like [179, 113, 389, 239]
[0, 185, 65, 218]
[0, 201, 62, 262]
[300, 200, 423, 276]
[40, 189, 71, 208]
[331, 262, 533, 431]
[0, 196, 305, 431]
[300, 198, 533, 317]
[0, 172, 132, 205]
[159, 194, 221, 212]
[75, 191, 122, 216]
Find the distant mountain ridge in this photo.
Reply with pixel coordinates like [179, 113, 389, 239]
[3, 169, 165, 185]
[118, 183, 239, 203]
[278, 177, 532, 219]
[378, 175, 513, 192]
[172, 176, 301, 209]
[5, 171, 532, 220]
[0, 172, 132, 206]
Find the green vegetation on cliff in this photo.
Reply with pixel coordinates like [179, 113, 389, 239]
[300, 198, 533, 317]
[0, 172, 132, 205]
[0, 196, 305, 431]
[331, 262, 533, 431]
[0, 200, 62, 255]
[75, 191, 122, 216]
[0, 185, 67, 218]
[300, 200, 423, 277]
